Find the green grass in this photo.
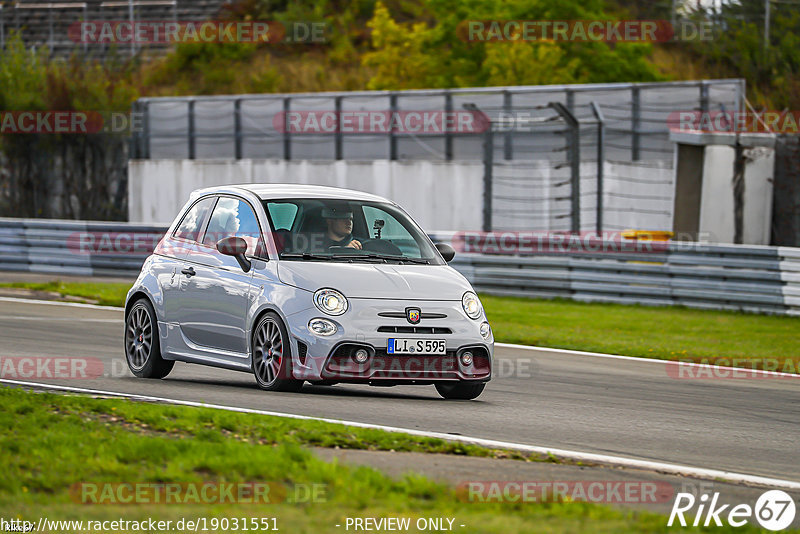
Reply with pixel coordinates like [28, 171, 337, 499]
[483, 295, 800, 372]
[0, 387, 767, 533]
[2, 280, 798, 372]
[0, 280, 130, 307]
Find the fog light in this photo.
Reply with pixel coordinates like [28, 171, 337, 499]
[353, 348, 369, 363]
[460, 351, 473, 366]
[308, 318, 337, 336]
[480, 322, 491, 340]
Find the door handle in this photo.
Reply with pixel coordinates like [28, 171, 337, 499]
[181, 267, 196, 277]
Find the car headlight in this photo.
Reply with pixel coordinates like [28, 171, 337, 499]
[308, 318, 337, 336]
[462, 291, 482, 320]
[314, 288, 348, 316]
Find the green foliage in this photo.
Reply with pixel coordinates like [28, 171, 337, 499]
[0, 33, 137, 219]
[694, 1, 800, 109]
[361, 0, 663, 90]
[0, 33, 137, 114]
[143, 41, 281, 95]
[483, 41, 579, 86]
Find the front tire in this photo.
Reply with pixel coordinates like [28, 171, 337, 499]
[252, 312, 303, 392]
[125, 298, 174, 379]
[435, 382, 485, 400]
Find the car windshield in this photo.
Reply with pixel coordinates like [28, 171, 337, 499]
[263, 198, 444, 265]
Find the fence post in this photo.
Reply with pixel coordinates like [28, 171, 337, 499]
[483, 127, 494, 232]
[632, 86, 641, 161]
[550, 102, 580, 233]
[234, 99, 242, 160]
[283, 97, 291, 161]
[590, 101, 605, 235]
[700, 81, 710, 114]
[187, 100, 195, 160]
[444, 91, 453, 161]
[142, 101, 150, 159]
[389, 93, 398, 161]
[503, 90, 513, 160]
[335, 96, 343, 160]
[548, 102, 581, 234]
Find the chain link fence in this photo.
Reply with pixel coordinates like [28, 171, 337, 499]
[131, 80, 744, 162]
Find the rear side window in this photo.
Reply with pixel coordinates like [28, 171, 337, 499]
[203, 197, 265, 256]
[174, 197, 215, 243]
[265, 202, 299, 230]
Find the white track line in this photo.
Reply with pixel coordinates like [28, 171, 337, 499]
[0, 296, 123, 311]
[2, 378, 799, 491]
[496, 343, 800, 379]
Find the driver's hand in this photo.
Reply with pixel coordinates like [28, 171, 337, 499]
[347, 240, 362, 250]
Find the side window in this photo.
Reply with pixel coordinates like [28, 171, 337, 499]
[174, 197, 215, 243]
[266, 202, 299, 230]
[202, 197, 265, 256]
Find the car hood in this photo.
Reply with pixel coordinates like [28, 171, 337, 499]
[277, 261, 472, 300]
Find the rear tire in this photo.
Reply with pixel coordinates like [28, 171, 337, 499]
[125, 298, 174, 379]
[252, 312, 304, 392]
[435, 382, 485, 400]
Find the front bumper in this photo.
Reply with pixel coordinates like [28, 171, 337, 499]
[285, 298, 493, 383]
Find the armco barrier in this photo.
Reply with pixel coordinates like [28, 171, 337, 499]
[0, 218, 167, 277]
[1, 219, 799, 316]
[430, 232, 800, 317]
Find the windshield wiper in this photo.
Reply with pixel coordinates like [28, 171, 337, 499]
[335, 253, 430, 265]
[281, 253, 336, 261]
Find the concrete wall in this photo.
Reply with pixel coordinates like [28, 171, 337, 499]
[670, 132, 776, 245]
[129, 158, 676, 233]
[699, 145, 737, 243]
[129, 159, 484, 231]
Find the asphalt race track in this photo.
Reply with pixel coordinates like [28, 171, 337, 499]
[1, 298, 798, 485]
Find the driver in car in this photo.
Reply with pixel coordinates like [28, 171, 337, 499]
[321, 206, 362, 250]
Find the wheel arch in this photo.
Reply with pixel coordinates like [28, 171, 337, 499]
[249, 304, 305, 375]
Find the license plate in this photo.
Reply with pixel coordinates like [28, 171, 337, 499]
[387, 338, 446, 355]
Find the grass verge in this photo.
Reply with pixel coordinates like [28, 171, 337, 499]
[1, 280, 798, 372]
[483, 295, 799, 372]
[0, 280, 129, 307]
[0, 386, 762, 533]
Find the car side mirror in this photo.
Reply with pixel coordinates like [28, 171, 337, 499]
[217, 236, 251, 273]
[435, 243, 456, 263]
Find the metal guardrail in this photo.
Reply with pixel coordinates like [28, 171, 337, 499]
[432, 232, 800, 316]
[0, 218, 165, 277]
[1, 218, 798, 316]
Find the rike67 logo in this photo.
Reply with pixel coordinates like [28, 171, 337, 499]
[669, 490, 797, 531]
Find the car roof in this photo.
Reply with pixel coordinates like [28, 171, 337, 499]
[192, 183, 391, 203]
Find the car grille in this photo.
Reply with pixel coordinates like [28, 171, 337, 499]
[377, 326, 452, 334]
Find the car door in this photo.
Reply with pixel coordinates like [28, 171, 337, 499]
[158, 196, 217, 323]
[177, 196, 264, 356]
